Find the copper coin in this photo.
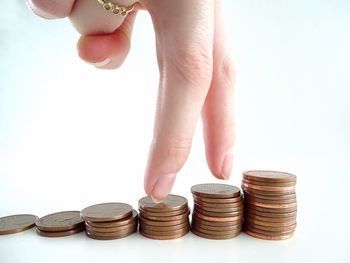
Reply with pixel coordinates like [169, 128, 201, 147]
[245, 208, 297, 218]
[245, 204, 297, 213]
[191, 221, 242, 232]
[191, 215, 241, 227]
[246, 201, 297, 209]
[0, 214, 38, 235]
[81, 203, 132, 222]
[140, 225, 189, 236]
[244, 225, 294, 236]
[36, 226, 85, 237]
[193, 195, 242, 204]
[193, 211, 242, 222]
[244, 192, 296, 200]
[244, 229, 293, 240]
[87, 224, 138, 237]
[194, 207, 243, 218]
[242, 182, 295, 192]
[191, 228, 240, 240]
[191, 184, 241, 198]
[242, 178, 296, 187]
[139, 206, 189, 217]
[243, 170, 296, 183]
[141, 221, 189, 232]
[139, 216, 188, 227]
[36, 211, 84, 232]
[138, 195, 188, 212]
[86, 228, 137, 240]
[86, 209, 138, 228]
[140, 229, 189, 240]
[242, 186, 295, 196]
[244, 212, 297, 223]
[192, 224, 242, 236]
[86, 221, 138, 233]
[140, 210, 190, 222]
[245, 222, 296, 232]
[244, 195, 297, 204]
[194, 200, 243, 209]
[194, 204, 243, 213]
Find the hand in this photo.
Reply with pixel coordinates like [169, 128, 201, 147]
[28, 0, 235, 202]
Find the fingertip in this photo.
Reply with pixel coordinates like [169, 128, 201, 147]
[146, 173, 177, 202]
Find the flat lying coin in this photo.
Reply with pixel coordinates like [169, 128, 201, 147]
[243, 170, 296, 183]
[36, 211, 84, 232]
[139, 216, 188, 227]
[244, 229, 293, 240]
[0, 214, 38, 235]
[191, 184, 241, 198]
[86, 209, 138, 228]
[36, 226, 85, 237]
[82, 203, 132, 222]
[86, 228, 137, 240]
[194, 195, 242, 204]
[138, 195, 188, 212]
[140, 229, 189, 240]
[191, 228, 241, 240]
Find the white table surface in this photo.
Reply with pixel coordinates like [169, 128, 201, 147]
[1, 1, 350, 262]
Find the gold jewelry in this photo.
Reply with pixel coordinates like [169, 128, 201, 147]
[96, 0, 134, 16]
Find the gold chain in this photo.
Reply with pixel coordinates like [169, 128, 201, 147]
[97, 0, 134, 16]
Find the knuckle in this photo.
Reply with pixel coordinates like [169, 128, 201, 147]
[220, 54, 235, 83]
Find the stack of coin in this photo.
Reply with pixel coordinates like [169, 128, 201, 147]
[0, 214, 38, 235]
[36, 211, 85, 237]
[242, 170, 297, 240]
[190, 183, 244, 239]
[82, 203, 138, 240]
[138, 195, 190, 240]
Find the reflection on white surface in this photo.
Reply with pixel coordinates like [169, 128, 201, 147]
[0, 0, 350, 262]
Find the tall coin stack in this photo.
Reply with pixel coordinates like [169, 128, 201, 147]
[242, 170, 297, 240]
[82, 202, 138, 240]
[190, 184, 244, 239]
[138, 195, 190, 240]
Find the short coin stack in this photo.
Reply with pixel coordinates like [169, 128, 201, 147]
[0, 214, 38, 235]
[82, 203, 138, 240]
[191, 183, 244, 239]
[36, 211, 85, 237]
[138, 195, 190, 240]
[242, 170, 297, 240]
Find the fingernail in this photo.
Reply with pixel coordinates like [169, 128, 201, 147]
[150, 173, 177, 202]
[88, 58, 111, 67]
[221, 148, 234, 180]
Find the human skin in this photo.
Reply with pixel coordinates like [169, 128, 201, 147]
[27, 0, 235, 202]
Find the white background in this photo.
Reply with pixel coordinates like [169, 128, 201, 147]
[1, 0, 350, 262]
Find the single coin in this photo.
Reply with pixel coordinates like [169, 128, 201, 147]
[193, 195, 242, 204]
[245, 204, 297, 213]
[244, 192, 296, 201]
[36, 211, 84, 232]
[0, 214, 38, 235]
[36, 226, 85, 237]
[244, 229, 293, 240]
[191, 215, 242, 227]
[193, 211, 242, 222]
[140, 226, 189, 236]
[140, 222, 189, 232]
[245, 208, 297, 218]
[244, 212, 296, 223]
[194, 200, 243, 209]
[194, 207, 243, 218]
[86, 228, 137, 240]
[139, 206, 189, 217]
[192, 225, 242, 236]
[191, 228, 240, 240]
[242, 178, 296, 187]
[244, 225, 294, 236]
[86, 209, 138, 228]
[242, 182, 295, 192]
[86, 221, 137, 233]
[139, 216, 188, 227]
[245, 201, 297, 209]
[191, 184, 241, 198]
[243, 170, 296, 183]
[81, 203, 132, 222]
[140, 229, 189, 240]
[242, 186, 296, 196]
[87, 224, 138, 237]
[194, 204, 243, 213]
[245, 222, 296, 232]
[138, 195, 188, 212]
[191, 221, 242, 232]
[244, 196, 297, 204]
[140, 210, 190, 222]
